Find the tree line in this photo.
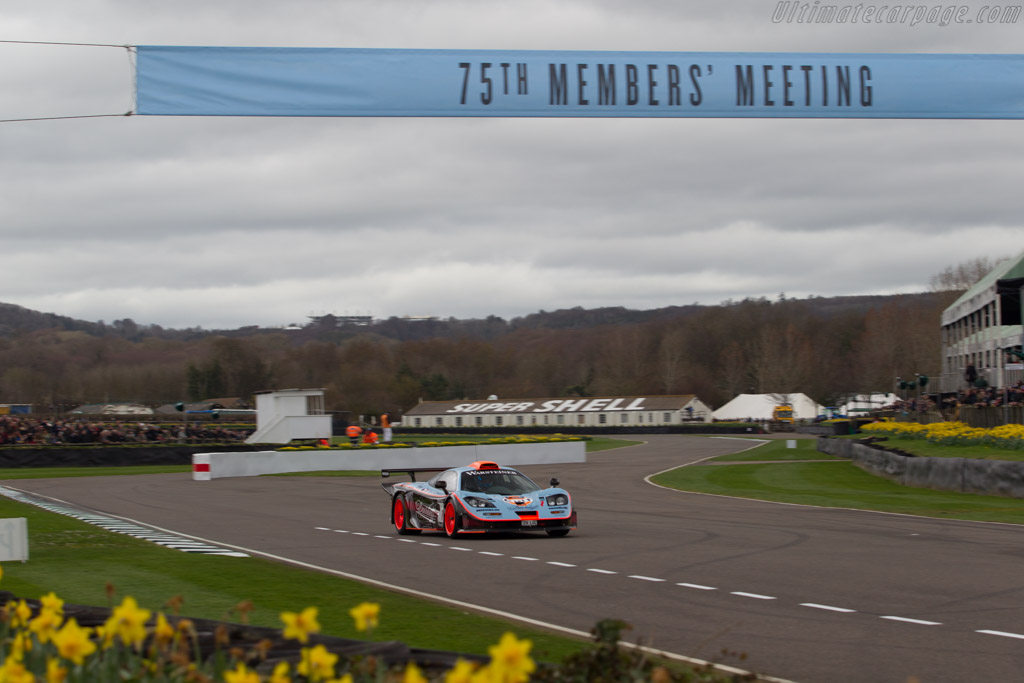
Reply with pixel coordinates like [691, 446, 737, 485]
[0, 291, 955, 418]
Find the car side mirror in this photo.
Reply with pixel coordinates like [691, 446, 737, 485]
[436, 480, 448, 491]
[549, 478, 559, 488]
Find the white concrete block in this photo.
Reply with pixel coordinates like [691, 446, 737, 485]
[0, 518, 28, 562]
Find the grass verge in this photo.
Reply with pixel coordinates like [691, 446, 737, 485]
[653, 439, 1024, 524]
[705, 438, 836, 462]
[0, 465, 191, 479]
[0, 495, 590, 662]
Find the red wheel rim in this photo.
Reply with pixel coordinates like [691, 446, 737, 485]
[394, 498, 405, 529]
[444, 503, 456, 535]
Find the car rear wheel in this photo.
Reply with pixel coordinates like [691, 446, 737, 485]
[393, 494, 420, 535]
[546, 529, 570, 537]
[443, 500, 461, 538]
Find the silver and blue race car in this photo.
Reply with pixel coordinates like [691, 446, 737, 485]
[381, 460, 577, 537]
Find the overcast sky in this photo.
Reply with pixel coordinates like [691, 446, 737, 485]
[2, 0, 1023, 330]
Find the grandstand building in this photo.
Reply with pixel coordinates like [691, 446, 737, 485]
[940, 251, 1024, 391]
[401, 394, 710, 429]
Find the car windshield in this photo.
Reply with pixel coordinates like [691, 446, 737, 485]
[460, 470, 539, 496]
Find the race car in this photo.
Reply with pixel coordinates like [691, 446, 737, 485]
[381, 460, 577, 537]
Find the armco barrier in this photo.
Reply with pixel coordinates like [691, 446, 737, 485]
[193, 441, 587, 480]
[817, 437, 1024, 499]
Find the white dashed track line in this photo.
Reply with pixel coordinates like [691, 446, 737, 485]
[881, 616, 942, 626]
[800, 603, 856, 613]
[314, 525, 1022, 644]
[732, 591, 777, 600]
[978, 629, 1024, 640]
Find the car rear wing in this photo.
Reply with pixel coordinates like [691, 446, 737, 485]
[380, 467, 447, 482]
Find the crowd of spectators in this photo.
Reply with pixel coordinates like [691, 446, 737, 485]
[886, 381, 1024, 419]
[0, 416, 251, 446]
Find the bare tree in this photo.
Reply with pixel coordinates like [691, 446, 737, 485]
[929, 256, 1005, 292]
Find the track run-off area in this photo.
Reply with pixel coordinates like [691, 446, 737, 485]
[4, 434, 1024, 683]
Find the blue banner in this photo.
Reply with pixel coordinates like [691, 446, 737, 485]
[134, 46, 1024, 119]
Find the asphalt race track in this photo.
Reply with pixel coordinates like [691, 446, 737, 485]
[5, 434, 1024, 683]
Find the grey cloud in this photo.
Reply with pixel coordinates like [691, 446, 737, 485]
[2, 0, 1024, 328]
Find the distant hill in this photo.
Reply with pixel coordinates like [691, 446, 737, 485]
[0, 302, 107, 336]
[0, 292, 951, 342]
[504, 293, 952, 329]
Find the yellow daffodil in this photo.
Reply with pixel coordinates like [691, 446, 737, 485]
[862, 420, 1024, 450]
[280, 606, 320, 644]
[153, 613, 175, 647]
[94, 623, 116, 650]
[298, 644, 338, 682]
[10, 632, 31, 660]
[269, 661, 291, 683]
[224, 662, 260, 683]
[470, 666, 499, 683]
[105, 596, 151, 649]
[44, 659, 66, 683]
[0, 658, 34, 683]
[7, 599, 32, 629]
[444, 658, 482, 683]
[348, 602, 380, 632]
[38, 593, 64, 617]
[52, 618, 96, 666]
[487, 633, 535, 683]
[29, 608, 63, 645]
[403, 662, 428, 683]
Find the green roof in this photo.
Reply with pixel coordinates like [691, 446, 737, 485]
[947, 250, 1024, 311]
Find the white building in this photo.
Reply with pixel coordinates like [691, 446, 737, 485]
[940, 251, 1024, 391]
[246, 388, 332, 444]
[402, 394, 711, 429]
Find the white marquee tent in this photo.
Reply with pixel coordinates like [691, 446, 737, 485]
[835, 393, 898, 416]
[712, 393, 824, 421]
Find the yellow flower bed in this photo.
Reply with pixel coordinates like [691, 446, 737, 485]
[279, 435, 582, 451]
[0, 582, 537, 683]
[860, 421, 1024, 450]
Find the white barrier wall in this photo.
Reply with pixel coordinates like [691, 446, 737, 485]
[193, 441, 586, 480]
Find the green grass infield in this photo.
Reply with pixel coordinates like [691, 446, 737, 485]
[653, 439, 1024, 525]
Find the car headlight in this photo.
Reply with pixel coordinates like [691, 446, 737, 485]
[546, 494, 569, 506]
[463, 496, 496, 508]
